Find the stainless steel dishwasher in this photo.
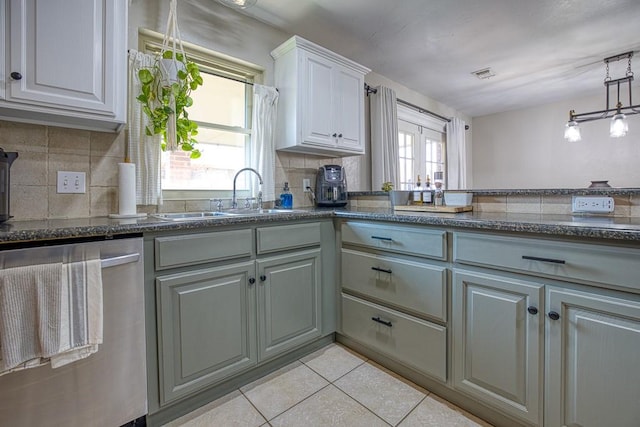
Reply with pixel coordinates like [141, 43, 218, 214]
[0, 236, 147, 427]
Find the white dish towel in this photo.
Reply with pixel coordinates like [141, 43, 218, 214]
[0, 259, 103, 375]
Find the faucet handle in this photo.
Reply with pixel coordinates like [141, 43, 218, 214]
[257, 191, 263, 210]
[210, 198, 224, 212]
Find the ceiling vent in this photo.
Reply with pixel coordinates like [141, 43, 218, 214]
[471, 68, 495, 80]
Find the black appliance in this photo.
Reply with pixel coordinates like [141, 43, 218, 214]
[316, 165, 347, 207]
[0, 148, 18, 223]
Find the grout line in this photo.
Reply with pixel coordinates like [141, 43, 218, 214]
[238, 387, 270, 424]
[394, 394, 428, 426]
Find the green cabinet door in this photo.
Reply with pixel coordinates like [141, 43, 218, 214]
[257, 248, 322, 361]
[156, 261, 257, 405]
[546, 285, 640, 427]
[453, 269, 544, 426]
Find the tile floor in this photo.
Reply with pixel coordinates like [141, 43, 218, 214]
[164, 343, 492, 427]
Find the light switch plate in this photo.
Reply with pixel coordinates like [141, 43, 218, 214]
[57, 171, 86, 194]
[572, 196, 614, 213]
[303, 178, 311, 192]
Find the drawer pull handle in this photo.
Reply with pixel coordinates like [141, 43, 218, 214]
[548, 311, 560, 320]
[522, 255, 566, 264]
[527, 306, 538, 315]
[371, 235, 393, 242]
[371, 266, 392, 274]
[371, 316, 393, 327]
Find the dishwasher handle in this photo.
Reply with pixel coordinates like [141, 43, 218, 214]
[101, 253, 140, 269]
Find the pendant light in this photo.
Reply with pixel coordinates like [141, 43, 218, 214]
[564, 52, 639, 141]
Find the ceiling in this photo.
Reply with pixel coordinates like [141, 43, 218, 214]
[237, 0, 640, 117]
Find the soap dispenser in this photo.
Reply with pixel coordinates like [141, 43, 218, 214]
[280, 182, 293, 209]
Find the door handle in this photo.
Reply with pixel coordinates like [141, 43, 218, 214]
[371, 316, 392, 327]
[371, 266, 392, 274]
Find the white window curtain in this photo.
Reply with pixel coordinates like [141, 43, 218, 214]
[446, 117, 467, 189]
[127, 49, 163, 206]
[250, 84, 279, 202]
[370, 86, 399, 190]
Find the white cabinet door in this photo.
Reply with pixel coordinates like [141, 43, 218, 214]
[0, 0, 5, 100]
[302, 51, 335, 148]
[334, 65, 364, 153]
[453, 269, 544, 426]
[546, 285, 640, 427]
[3, 0, 126, 130]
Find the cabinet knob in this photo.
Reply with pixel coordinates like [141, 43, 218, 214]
[259, 275, 266, 282]
[548, 311, 560, 320]
[248, 277, 255, 285]
[527, 306, 538, 315]
[10, 72, 22, 80]
[338, 133, 343, 138]
[332, 133, 337, 137]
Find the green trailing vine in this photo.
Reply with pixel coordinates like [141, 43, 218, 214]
[136, 51, 204, 159]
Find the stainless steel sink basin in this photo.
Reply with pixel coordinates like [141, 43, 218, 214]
[151, 211, 239, 221]
[152, 209, 307, 221]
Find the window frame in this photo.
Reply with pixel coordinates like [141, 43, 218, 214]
[137, 29, 265, 200]
[397, 104, 447, 190]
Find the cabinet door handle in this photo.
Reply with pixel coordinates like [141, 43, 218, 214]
[10, 72, 22, 80]
[371, 235, 393, 242]
[371, 316, 392, 327]
[371, 266, 392, 274]
[522, 255, 566, 264]
[248, 277, 255, 285]
[527, 306, 538, 315]
[259, 275, 267, 282]
[548, 311, 560, 320]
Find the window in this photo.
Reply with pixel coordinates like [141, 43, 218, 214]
[138, 29, 264, 197]
[397, 105, 446, 190]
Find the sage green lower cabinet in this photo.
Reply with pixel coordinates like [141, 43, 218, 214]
[156, 261, 257, 405]
[545, 285, 640, 427]
[452, 269, 544, 426]
[257, 248, 322, 361]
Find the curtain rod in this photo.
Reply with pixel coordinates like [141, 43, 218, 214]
[365, 83, 469, 130]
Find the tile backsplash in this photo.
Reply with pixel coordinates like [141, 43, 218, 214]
[0, 120, 363, 220]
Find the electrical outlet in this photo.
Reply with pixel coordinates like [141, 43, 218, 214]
[572, 196, 614, 213]
[303, 178, 311, 192]
[57, 171, 86, 194]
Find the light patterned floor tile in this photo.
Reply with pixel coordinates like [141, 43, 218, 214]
[270, 385, 390, 427]
[334, 362, 425, 425]
[240, 361, 329, 420]
[163, 390, 265, 427]
[399, 394, 493, 427]
[300, 343, 367, 382]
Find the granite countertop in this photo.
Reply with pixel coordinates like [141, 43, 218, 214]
[1, 207, 640, 244]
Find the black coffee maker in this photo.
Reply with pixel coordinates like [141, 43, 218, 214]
[0, 148, 18, 222]
[315, 165, 347, 207]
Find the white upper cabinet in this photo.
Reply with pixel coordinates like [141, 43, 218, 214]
[0, 0, 127, 132]
[271, 36, 370, 157]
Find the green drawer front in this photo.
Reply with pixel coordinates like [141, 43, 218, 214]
[342, 221, 446, 260]
[155, 229, 253, 270]
[453, 232, 640, 290]
[257, 222, 321, 254]
[341, 293, 447, 382]
[342, 249, 447, 322]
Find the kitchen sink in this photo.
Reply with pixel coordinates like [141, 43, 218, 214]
[152, 209, 307, 221]
[151, 211, 240, 221]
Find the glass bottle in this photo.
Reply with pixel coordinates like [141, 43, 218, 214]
[423, 175, 433, 204]
[413, 175, 422, 204]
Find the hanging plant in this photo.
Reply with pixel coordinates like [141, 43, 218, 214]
[135, 0, 203, 159]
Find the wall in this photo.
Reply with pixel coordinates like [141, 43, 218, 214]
[472, 89, 640, 189]
[3, 0, 469, 219]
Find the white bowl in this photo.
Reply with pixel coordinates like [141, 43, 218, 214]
[444, 192, 473, 206]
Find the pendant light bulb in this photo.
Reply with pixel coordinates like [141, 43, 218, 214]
[564, 120, 581, 142]
[610, 113, 628, 138]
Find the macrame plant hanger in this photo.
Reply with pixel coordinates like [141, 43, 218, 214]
[159, 0, 188, 152]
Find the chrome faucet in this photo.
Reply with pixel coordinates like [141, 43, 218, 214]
[232, 167, 263, 209]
